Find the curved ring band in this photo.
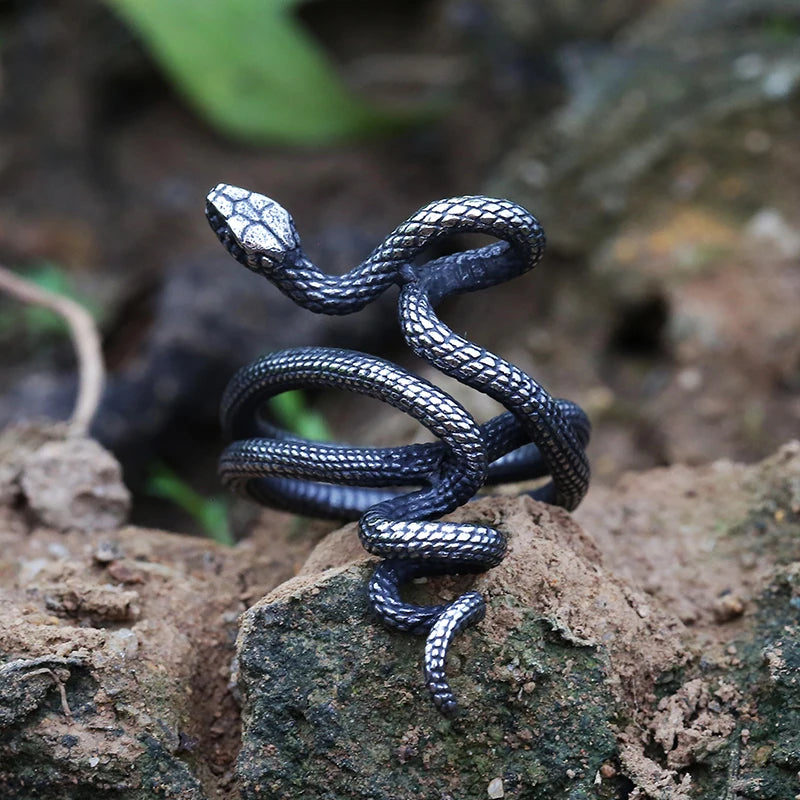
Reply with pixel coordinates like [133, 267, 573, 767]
[207, 185, 591, 715]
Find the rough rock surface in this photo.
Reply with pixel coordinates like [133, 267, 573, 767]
[237, 498, 682, 800]
[0, 523, 240, 799]
[236, 442, 800, 799]
[2, 426, 799, 798]
[0, 424, 130, 531]
[0, 424, 317, 800]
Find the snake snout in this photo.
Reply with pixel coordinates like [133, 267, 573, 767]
[205, 183, 300, 272]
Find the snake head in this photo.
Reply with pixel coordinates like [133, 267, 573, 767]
[205, 184, 301, 273]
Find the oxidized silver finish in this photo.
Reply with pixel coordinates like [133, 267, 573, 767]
[206, 184, 591, 716]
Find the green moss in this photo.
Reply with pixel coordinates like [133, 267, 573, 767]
[237, 567, 622, 800]
[727, 570, 800, 799]
[137, 735, 206, 799]
[646, 567, 800, 799]
[0, 661, 207, 799]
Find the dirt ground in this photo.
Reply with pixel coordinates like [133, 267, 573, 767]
[2, 427, 797, 798]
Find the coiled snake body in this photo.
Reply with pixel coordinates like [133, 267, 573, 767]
[206, 185, 590, 716]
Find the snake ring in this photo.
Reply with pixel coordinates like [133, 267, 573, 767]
[206, 185, 591, 716]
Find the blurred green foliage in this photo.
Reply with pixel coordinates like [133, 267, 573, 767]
[146, 389, 327, 545]
[147, 463, 234, 545]
[105, 0, 402, 144]
[269, 389, 331, 441]
[763, 14, 800, 40]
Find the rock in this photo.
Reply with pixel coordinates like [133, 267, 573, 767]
[0, 423, 130, 532]
[236, 497, 682, 799]
[0, 523, 245, 800]
[577, 443, 800, 797]
[487, 775, 504, 798]
[20, 437, 131, 532]
[236, 442, 800, 799]
[0, 422, 331, 800]
[0, 423, 63, 508]
[2, 435, 798, 798]
[575, 441, 800, 630]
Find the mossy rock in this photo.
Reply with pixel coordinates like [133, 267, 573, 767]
[237, 566, 626, 800]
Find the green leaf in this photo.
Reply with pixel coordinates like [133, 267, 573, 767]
[105, 0, 399, 144]
[147, 463, 234, 546]
[269, 389, 331, 441]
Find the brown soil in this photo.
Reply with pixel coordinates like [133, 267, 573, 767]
[0, 423, 328, 797]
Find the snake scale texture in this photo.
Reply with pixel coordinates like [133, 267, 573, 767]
[206, 184, 591, 716]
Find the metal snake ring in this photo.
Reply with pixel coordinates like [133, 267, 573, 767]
[206, 185, 591, 716]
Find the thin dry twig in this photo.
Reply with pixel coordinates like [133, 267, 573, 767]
[19, 667, 73, 717]
[0, 264, 105, 436]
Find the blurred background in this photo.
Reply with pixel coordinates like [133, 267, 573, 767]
[0, 0, 798, 540]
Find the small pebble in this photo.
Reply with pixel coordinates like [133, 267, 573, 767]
[487, 777, 504, 798]
[47, 542, 69, 559]
[739, 552, 757, 569]
[600, 763, 617, 778]
[94, 540, 123, 564]
[106, 628, 138, 659]
[107, 560, 146, 585]
[713, 594, 745, 623]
